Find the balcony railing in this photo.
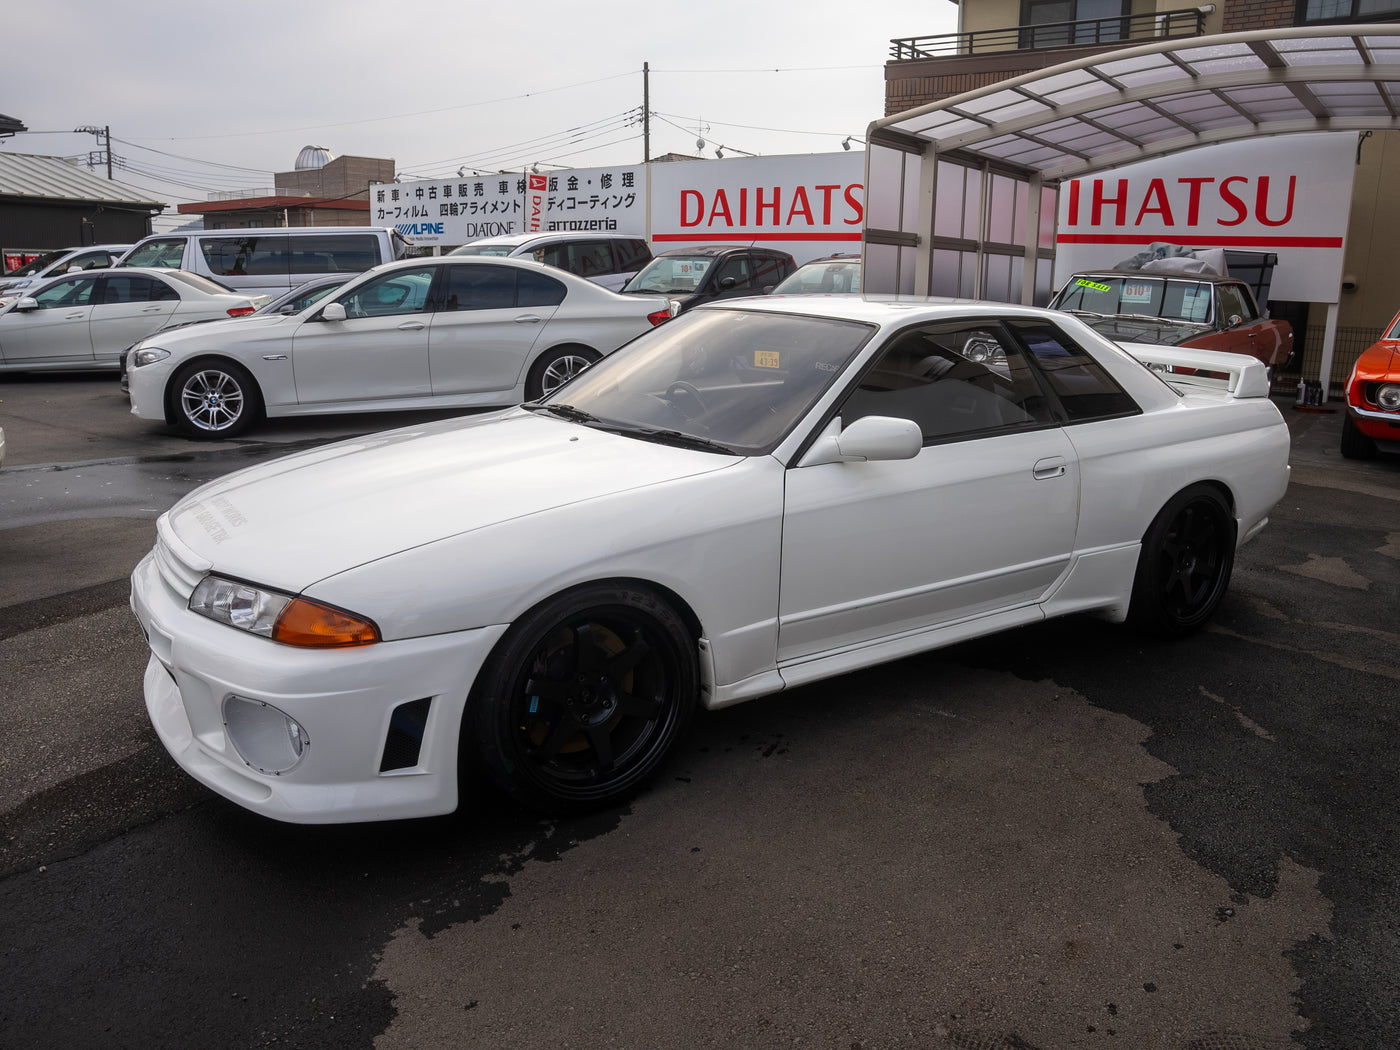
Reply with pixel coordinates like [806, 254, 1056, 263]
[207, 187, 312, 201]
[890, 7, 1208, 61]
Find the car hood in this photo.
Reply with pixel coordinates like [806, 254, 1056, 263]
[164, 409, 741, 594]
[146, 311, 294, 347]
[1071, 313, 1209, 346]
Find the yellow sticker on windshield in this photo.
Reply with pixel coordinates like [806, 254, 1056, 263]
[1076, 278, 1112, 292]
[755, 350, 780, 369]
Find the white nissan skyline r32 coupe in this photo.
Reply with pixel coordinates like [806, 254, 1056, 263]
[130, 296, 1290, 823]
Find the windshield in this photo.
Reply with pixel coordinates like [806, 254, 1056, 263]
[531, 308, 874, 455]
[258, 278, 347, 314]
[449, 243, 514, 257]
[5, 249, 70, 277]
[1050, 275, 1214, 325]
[772, 260, 861, 295]
[623, 255, 714, 295]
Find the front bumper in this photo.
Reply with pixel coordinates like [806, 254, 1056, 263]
[131, 549, 508, 823]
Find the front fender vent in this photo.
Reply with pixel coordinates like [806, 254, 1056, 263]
[379, 697, 432, 772]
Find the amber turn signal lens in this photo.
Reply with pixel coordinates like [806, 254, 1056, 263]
[272, 597, 380, 648]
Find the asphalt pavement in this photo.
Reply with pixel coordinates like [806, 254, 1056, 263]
[0, 372, 1396, 1050]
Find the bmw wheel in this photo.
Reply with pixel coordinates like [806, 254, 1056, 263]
[471, 583, 697, 814]
[526, 346, 601, 401]
[172, 360, 261, 439]
[1127, 484, 1236, 637]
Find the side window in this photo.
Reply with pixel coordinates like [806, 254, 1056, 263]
[200, 236, 289, 277]
[1007, 319, 1139, 422]
[713, 256, 752, 290]
[838, 321, 1053, 443]
[336, 267, 436, 318]
[567, 241, 613, 278]
[1217, 284, 1256, 324]
[615, 240, 651, 271]
[518, 271, 567, 307]
[751, 255, 786, 291]
[101, 275, 178, 304]
[288, 234, 379, 274]
[437, 265, 517, 312]
[33, 276, 99, 308]
[120, 239, 185, 269]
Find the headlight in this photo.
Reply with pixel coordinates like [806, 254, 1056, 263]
[1378, 383, 1400, 411]
[189, 575, 379, 647]
[131, 347, 170, 367]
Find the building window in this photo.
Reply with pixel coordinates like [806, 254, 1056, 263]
[1298, 0, 1400, 20]
[1021, 0, 1129, 47]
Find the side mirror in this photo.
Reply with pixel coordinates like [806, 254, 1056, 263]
[13, 297, 39, 312]
[717, 276, 737, 290]
[1227, 314, 1243, 328]
[799, 415, 923, 467]
[320, 301, 347, 322]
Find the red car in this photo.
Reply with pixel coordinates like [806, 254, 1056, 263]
[1341, 310, 1400, 460]
[1050, 271, 1293, 371]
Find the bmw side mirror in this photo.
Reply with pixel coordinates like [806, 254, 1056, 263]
[13, 297, 39, 312]
[320, 301, 347, 322]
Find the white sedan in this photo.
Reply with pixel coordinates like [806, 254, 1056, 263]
[130, 297, 1290, 823]
[0, 268, 266, 373]
[126, 256, 677, 438]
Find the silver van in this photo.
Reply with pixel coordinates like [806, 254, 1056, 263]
[449, 232, 650, 292]
[115, 227, 414, 295]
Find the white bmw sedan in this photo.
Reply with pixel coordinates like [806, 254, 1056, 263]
[130, 297, 1290, 823]
[0, 268, 266, 373]
[125, 256, 677, 438]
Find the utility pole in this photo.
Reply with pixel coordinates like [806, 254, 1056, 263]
[75, 125, 112, 178]
[643, 63, 650, 163]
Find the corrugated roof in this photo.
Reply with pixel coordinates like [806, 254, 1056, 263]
[873, 24, 1400, 181]
[0, 152, 163, 208]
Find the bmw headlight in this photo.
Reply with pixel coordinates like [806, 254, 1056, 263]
[190, 575, 380, 647]
[1378, 383, 1400, 411]
[131, 347, 170, 367]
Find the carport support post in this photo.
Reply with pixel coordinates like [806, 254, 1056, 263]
[1021, 172, 1042, 305]
[913, 145, 938, 296]
[1318, 301, 1340, 404]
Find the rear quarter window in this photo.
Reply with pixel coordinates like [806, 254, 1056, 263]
[1007, 319, 1140, 422]
[288, 234, 381, 274]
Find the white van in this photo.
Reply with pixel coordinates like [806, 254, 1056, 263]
[449, 232, 651, 292]
[116, 227, 414, 295]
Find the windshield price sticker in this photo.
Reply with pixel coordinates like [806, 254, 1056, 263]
[1121, 282, 1153, 304]
[755, 350, 781, 369]
[1075, 278, 1112, 292]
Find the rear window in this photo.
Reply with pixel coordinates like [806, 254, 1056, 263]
[1008, 320, 1140, 422]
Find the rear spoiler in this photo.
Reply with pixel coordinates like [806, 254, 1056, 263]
[1120, 343, 1272, 399]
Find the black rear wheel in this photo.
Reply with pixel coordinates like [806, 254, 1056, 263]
[1127, 485, 1236, 637]
[470, 584, 697, 813]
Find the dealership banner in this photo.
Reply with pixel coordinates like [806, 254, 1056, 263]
[372, 164, 646, 247]
[649, 152, 865, 264]
[1054, 133, 1356, 302]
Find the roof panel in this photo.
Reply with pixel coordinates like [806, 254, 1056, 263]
[0, 152, 162, 206]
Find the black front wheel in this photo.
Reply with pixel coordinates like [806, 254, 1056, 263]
[1340, 412, 1376, 460]
[1127, 485, 1236, 637]
[526, 346, 601, 401]
[470, 584, 697, 813]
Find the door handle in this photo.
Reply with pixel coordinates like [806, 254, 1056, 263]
[514, 315, 543, 324]
[66, 311, 87, 319]
[1032, 456, 1067, 480]
[397, 321, 426, 331]
[142, 305, 163, 313]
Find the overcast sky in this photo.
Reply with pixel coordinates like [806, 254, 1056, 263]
[3, 0, 957, 230]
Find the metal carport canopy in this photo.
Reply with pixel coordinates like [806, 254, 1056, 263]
[871, 24, 1400, 182]
[866, 23, 1400, 397]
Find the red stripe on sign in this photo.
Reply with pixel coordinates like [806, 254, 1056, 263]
[652, 232, 864, 242]
[1056, 233, 1344, 248]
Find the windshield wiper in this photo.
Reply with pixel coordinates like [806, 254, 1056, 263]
[594, 422, 737, 455]
[526, 402, 600, 424]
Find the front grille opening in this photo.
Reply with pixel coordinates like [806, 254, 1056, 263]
[379, 697, 432, 772]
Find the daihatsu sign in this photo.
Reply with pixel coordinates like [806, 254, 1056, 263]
[650, 152, 865, 264]
[1054, 133, 1356, 303]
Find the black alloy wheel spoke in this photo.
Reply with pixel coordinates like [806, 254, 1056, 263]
[603, 631, 651, 679]
[614, 689, 662, 720]
[531, 713, 582, 762]
[585, 724, 615, 772]
[524, 675, 571, 703]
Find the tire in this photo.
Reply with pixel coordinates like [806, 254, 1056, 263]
[171, 359, 261, 439]
[1126, 484, 1237, 637]
[1340, 412, 1376, 461]
[470, 583, 697, 814]
[525, 346, 601, 401]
